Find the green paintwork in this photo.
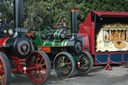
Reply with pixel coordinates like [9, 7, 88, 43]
[25, 32, 68, 47]
[42, 40, 68, 47]
[25, 32, 42, 46]
[40, 26, 51, 31]
[25, 26, 80, 60]
[54, 29, 63, 39]
[40, 26, 53, 35]
[33, 33, 42, 46]
[71, 54, 79, 60]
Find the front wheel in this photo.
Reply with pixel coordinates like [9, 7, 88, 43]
[77, 51, 93, 74]
[26, 51, 51, 84]
[54, 52, 75, 78]
[0, 52, 11, 85]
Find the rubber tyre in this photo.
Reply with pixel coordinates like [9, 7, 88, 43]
[54, 52, 75, 78]
[0, 52, 11, 85]
[77, 51, 93, 74]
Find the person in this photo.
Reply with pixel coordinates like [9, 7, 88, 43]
[56, 19, 67, 29]
[61, 19, 66, 28]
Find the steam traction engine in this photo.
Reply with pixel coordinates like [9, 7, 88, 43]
[0, 0, 51, 85]
[26, 9, 94, 78]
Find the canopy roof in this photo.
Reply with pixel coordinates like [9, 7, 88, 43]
[92, 10, 128, 17]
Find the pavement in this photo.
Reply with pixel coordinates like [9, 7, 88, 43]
[10, 64, 128, 85]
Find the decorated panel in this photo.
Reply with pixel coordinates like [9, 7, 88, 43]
[96, 23, 128, 52]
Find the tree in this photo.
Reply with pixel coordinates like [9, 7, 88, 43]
[1, 0, 128, 31]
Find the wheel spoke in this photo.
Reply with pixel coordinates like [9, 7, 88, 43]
[36, 54, 40, 64]
[54, 52, 75, 77]
[65, 58, 69, 63]
[59, 58, 63, 63]
[64, 67, 68, 73]
[0, 65, 3, 68]
[0, 75, 4, 85]
[0, 61, 3, 69]
[56, 63, 61, 68]
[40, 58, 43, 64]
[39, 71, 44, 80]
[57, 65, 63, 72]
[57, 58, 62, 64]
[33, 71, 37, 79]
[41, 63, 46, 66]
[62, 56, 65, 62]
[0, 61, 5, 85]
[39, 71, 42, 80]
[67, 65, 71, 69]
[81, 64, 88, 67]
[26, 51, 50, 84]
[65, 62, 71, 65]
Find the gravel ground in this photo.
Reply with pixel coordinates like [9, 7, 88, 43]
[10, 64, 128, 85]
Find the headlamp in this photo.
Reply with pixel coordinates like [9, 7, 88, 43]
[8, 29, 14, 36]
[3, 29, 7, 34]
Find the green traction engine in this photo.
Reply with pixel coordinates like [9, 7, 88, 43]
[26, 8, 94, 78]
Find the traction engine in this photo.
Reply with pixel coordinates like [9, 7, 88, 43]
[0, 0, 51, 85]
[26, 8, 94, 78]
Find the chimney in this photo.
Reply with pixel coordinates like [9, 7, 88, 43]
[14, 0, 23, 28]
[70, 8, 78, 35]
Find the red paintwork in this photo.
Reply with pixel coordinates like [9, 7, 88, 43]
[42, 47, 50, 50]
[26, 33, 34, 38]
[11, 56, 34, 73]
[0, 55, 6, 85]
[26, 51, 48, 83]
[56, 25, 59, 29]
[92, 10, 128, 17]
[79, 10, 128, 65]
[11, 56, 24, 72]
[80, 17, 95, 55]
[0, 37, 9, 46]
[77, 33, 90, 52]
[104, 57, 112, 70]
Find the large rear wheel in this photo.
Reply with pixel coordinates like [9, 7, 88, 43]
[54, 52, 75, 78]
[26, 51, 51, 84]
[77, 51, 93, 74]
[0, 52, 11, 85]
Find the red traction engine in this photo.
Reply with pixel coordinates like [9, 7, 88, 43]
[0, 0, 51, 85]
[80, 10, 128, 66]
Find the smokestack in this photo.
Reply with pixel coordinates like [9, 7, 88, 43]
[70, 8, 78, 35]
[14, 0, 23, 28]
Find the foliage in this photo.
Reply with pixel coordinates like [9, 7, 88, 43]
[0, 1, 13, 22]
[1, 0, 128, 31]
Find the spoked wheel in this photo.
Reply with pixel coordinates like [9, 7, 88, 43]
[77, 51, 93, 74]
[26, 51, 51, 84]
[54, 52, 75, 78]
[0, 52, 11, 85]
